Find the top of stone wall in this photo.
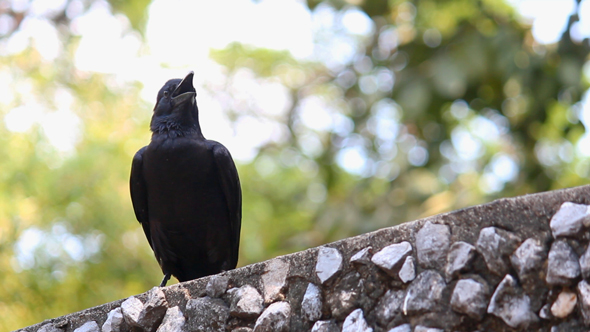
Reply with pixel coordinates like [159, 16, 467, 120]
[18, 185, 590, 332]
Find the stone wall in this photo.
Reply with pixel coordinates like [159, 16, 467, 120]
[18, 185, 590, 332]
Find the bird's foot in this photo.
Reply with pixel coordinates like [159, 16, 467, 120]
[159, 273, 171, 287]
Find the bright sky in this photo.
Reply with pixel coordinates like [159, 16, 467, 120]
[510, 0, 578, 43]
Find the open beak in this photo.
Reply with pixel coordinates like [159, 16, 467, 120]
[172, 71, 196, 106]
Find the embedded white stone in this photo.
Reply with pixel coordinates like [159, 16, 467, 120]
[253, 301, 291, 332]
[228, 285, 264, 319]
[403, 270, 445, 315]
[311, 320, 338, 332]
[579, 244, 590, 279]
[550, 202, 590, 237]
[121, 296, 143, 327]
[315, 247, 343, 284]
[74, 321, 99, 332]
[156, 306, 185, 332]
[578, 280, 590, 325]
[301, 283, 322, 322]
[510, 238, 546, 280]
[550, 290, 577, 319]
[445, 241, 476, 280]
[487, 274, 538, 328]
[102, 307, 124, 332]
[206, 275, 230, 298]
[387, 324, 411, 332]
[262, 258, 289, 302]
[398, 256, 416, 283]
[414, 327, 444, 332]
[342, 309, 372, 332]
[476, 227, 521, 276]
[450, 279, 489, 320]
[350, 247, 373, 265]
[546, 240, 580, 285]
[415, 221, 451, 270]
[371, 241, 412, 277]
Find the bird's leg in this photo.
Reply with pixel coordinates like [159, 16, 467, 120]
[159, 273, 171, 287]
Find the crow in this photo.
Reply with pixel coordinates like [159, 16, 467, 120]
[130, 72, 241, 287]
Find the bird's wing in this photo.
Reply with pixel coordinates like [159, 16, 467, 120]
[210, 142, 242, 268]
[130, 146, 153, 250]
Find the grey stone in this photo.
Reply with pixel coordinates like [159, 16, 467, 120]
[546, 240, 580, 285]
[101, 307, 124, 332]
[577, 280, 590, 325]
[261, 258, 289, 303]
[206, 275, 230, 298]
[550, 201, 590, 237]
[539, 303, 552, 319]
[414, 327, 444, 332]
[253, 301, 291, 332]
[350, 246, 373, 265]
[398, 255, 415, 283]
[186, 297, 229, 332]
[121, 296, 143, 327]
[301, 283, 322, 322]
[315, 247, 343, 284]
[445, 241, 476, 281]
[415, 221, 451, 270]
[450, 278, 489, 320]
[476, 227, 521, 276]
[138, 287, 168, 332]
[342, 308, 372, 332]
[374, 289, 404, 326]
[156, 306, 185, 332]
[311, 320, 339, 332]
[38, 323, 61, 332]
[371, 241, 412, 277]
[579, 244, 590, 279]
[403, 270, 446, 315]
[387, 324, 411, 332]
[510, 238, 546, 280]
[487, 274, 538, 328]
[550, 290, 577, 319]
[74, 321, 99, 332]
[228, 285, 264, 319]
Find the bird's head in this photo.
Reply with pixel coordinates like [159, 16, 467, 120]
[150, 71, 200, 135]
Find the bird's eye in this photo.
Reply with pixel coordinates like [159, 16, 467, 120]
[163, 91, 169, 98]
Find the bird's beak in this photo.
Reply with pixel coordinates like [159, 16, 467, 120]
[172, 71, 196, 106]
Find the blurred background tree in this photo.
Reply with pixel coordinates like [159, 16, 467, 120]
[0, 0, 589, 329]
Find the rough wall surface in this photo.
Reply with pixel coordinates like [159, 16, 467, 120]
[17, 185, 590, 332]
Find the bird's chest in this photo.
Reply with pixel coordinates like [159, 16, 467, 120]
[143, 138, 215, 189]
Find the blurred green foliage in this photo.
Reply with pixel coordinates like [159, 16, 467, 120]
[109, 0, 151, 33]
[1, 0, 589, 330]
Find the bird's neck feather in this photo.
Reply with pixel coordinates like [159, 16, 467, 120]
[150, 109, 204, 139]
[150, 122, 203, 139]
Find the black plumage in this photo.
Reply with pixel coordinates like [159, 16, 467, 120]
[130, 72, 241, 287]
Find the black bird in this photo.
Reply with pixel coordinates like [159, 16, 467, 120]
[130, 72, 241, 287]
